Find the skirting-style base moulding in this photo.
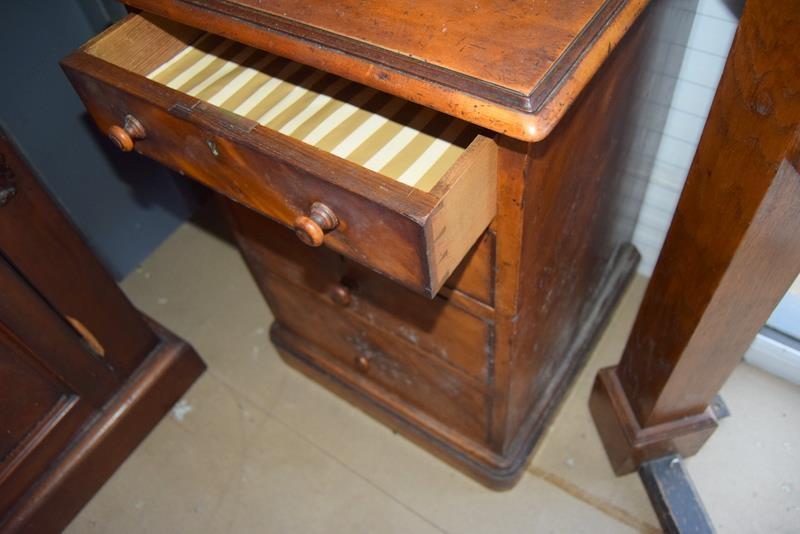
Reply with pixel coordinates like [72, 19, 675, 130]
[589, 367, 722, 476]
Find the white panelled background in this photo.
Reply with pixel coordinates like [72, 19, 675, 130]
[632, 0, 741, 276]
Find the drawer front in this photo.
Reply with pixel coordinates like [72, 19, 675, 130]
[226, 201, 492, 381]
[263, 275, 488, 443]
[61, 14, 497, 298]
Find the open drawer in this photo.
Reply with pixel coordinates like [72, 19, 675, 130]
[61, 13, 497, 298]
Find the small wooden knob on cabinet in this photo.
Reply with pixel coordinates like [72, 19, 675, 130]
[330, 285, 352, 307]
[293, 202, 339, 247]
[107, 115, 146, 152]
[355, 355, 370, 373]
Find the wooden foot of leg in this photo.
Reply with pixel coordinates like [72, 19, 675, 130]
[589, 367, 721, 475]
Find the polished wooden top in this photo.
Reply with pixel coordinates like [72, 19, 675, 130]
[221, 0, 613, 96]
[122, 0, 649, 140]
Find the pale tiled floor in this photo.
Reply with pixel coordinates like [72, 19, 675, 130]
[67, 216, 800, 533]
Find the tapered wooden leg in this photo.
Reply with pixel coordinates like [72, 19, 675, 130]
[590, 0, 800, 476]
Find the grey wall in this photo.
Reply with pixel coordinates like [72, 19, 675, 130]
[0, 0, 202, 280]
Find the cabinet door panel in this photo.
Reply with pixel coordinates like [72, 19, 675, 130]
[0, 336, 65, 461]
[0, 329, 91, 514]
[0, 255, 116, 516]
[0, 259, 120, 407]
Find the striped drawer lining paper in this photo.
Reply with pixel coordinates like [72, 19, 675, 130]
[148, 34, 482, 192]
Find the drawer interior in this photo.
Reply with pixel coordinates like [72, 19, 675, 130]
[85, 16, 483, 193]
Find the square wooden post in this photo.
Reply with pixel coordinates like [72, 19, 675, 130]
[590, 0, 800, 475]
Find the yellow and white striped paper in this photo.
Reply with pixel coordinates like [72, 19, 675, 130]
[148, 34, 479, 192]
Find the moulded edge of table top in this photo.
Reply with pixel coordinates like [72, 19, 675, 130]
[120, 0, 650, 142]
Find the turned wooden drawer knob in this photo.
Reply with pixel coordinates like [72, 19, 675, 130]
[293, 202, 338, 247]
[355, 355, 370, 373]
[330, 285, 352, 307]
[107, 115, 146, 152]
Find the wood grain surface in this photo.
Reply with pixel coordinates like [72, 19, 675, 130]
[120, 0, 651, 141]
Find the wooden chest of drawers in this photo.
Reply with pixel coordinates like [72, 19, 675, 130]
[62, 0, 692, 488]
